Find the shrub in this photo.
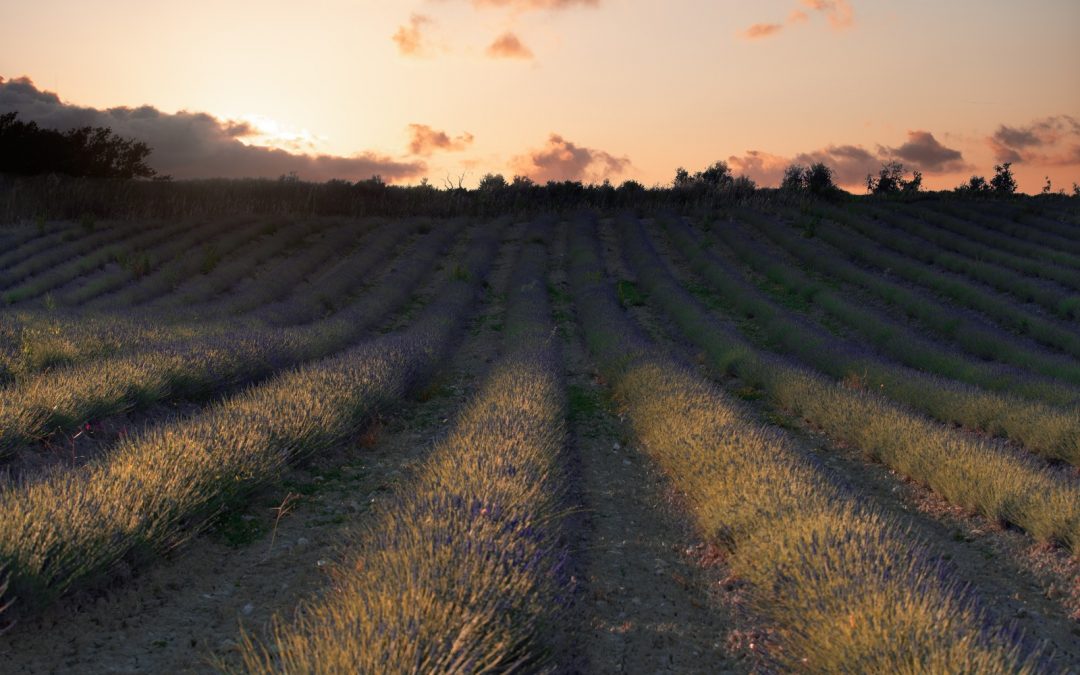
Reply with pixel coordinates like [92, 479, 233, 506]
[866, 161, 922, 195]
[477, 173, 508, 191]
[990, 162, 1018, 196]
[0, 112, 156, 179]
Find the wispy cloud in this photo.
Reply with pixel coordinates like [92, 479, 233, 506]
[0, 77, 426, 182]
[510, 133, 630, 183]
[486, 32, 535, 59]
[407, 124, 475, 155]
[743, 23, 785, 40]
[415, 0, 598, 59]
[742, 0, 854, 40]
[392, 13, 435, 56]
[471, 0, 599, 9]
[800, 0, 855, 30]
[988, 115, 1080, 166]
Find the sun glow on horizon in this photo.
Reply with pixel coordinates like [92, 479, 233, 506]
[233, 114, 330, 156]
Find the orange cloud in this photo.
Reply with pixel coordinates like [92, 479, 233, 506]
[407, 124, 475, 155]
[511, 133, 630, 183]
[392, 14, 434, 56]
[744, 23, 784, 39]
[726, 150, 792, 186]
[486, 32, 534, 59]
[800, 0, 855, 29]
[743, 0, 854, 39]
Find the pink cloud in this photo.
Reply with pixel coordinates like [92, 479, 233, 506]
[392, 14, 434, 56]
[510, 133, 630, 183]
[743, 23, 785, 40]
[407, 124, 475, 155]
[486, 32, 535, 59]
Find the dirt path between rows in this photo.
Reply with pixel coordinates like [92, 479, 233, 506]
[550, 220, 744, 674]
[0, 223, 520, 674]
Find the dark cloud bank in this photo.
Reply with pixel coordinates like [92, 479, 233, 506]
[988, 115, 1080, 167]
[0, 76, 426, 182]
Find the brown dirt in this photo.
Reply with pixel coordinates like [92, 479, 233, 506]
[0, 223, 520, 674]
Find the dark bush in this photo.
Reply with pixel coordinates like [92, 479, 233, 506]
[0, 112, 156, 179]
[866, 162, 922, 195]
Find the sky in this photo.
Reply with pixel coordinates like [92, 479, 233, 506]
[1, 0, 1079, 192]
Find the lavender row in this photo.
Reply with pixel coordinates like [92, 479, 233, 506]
[0, 222, 465, 460]
[0, 222, 500, 620]
[568, 213, 1042, 672]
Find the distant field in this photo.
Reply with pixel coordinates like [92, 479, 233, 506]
[0, 199, 1078, 672]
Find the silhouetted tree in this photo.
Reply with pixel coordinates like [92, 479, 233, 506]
[0, 112, 156, 179]
[866, 162, 922, 195]
[672, 161, 748, 194]
[804, 162, 839, 197]
[990, 162, 1017, 195]
[477, 173, 508, 190]
[780, 164, 806, 192]
[955, 175, 990, 195]
[778, 162, 841, 198]
[698, 161, 734, 188]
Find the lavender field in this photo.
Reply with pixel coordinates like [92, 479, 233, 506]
[0, 199, 1078, 672]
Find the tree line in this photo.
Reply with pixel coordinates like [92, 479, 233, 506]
[1, 112, 1076, 201]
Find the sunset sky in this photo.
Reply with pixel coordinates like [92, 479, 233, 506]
[2, 0, 1078, 192]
